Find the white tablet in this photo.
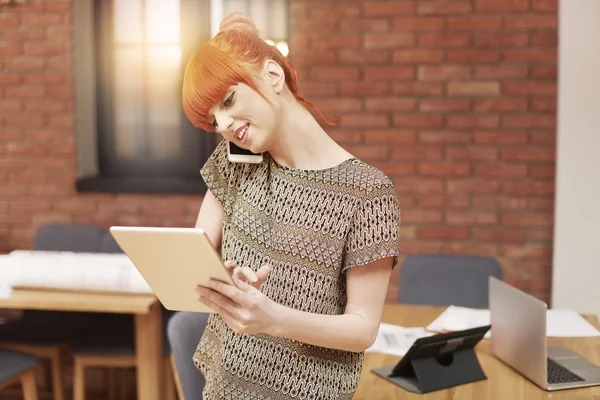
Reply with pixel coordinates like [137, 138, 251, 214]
[109, 226, 234, 313]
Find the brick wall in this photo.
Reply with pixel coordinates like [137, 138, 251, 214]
[0, 0, 558, 303]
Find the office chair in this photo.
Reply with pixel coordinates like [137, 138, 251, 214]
[0, 348, 40, 400]
[398, 254, 503, 308]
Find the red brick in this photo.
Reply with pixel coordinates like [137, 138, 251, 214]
[419, 131, 471, 143]
[46, 86, 73, 98]
[364, 33, 414, 49]
[365, 130, 417, 144]
[401, 241, 444, 254]
[502, 213, 553, 227]
[393, 146, 444, 160]
[0, 14, 20, 27]
[0, 74, 20, 84]
[402, 209, 444, 224]
[474, 229, 526, 243]
[443, 243, 497, 257]
[473, 197, 528, 210]
[340, 82, 390, 96]
[0, 100, 22, 112]
[447, 211, 498, 225]
[474, 98, 527, 112]
[3, 56, 46, 70]
[447, 146, 499, 161]
[502, 181, 554, 195]
[340, 18, 389, 32]
[419, 162, 471, 176]
[307, 3, 361, 17]
[393, 49, 444, 63]
[308, 35, 361, 50]
[447, 179, 500, 193]
[311, 67, 360, 80]
[502, 148, 555, 162]
[529, 130, 556, 144]
[418, 227, 470, 240]
[293, 19, 338, 33]
[5, 114, 46, 127]
[475, 0, 529, 12]
[327, 130, 362, 144]
[393, 82, 444, 95]
[394, 114, 444, 128]
[418, 33, 471, 48]
[312, 98, 363, 113]
[504, 15, 557, 29]
[0, 43, 22, 57]
[473, 130, 528, 144]
[418, 65, 471, 81]
[419, 98, 470, 112]
[365, 97, 416, 112]
[447, 114, 500, 128]
[21, 13, 65, 26]
[417, 1, 472, 14]
[48, 115, 74, 128]
[417, 194, 470, 208]
[23, 42, 68, 55]
[22, 72, 65, 84]
[302, 83, 338, 98]
[503, 113, 555, 128]
[475, 65, 528, 79]
[530, 165, 555, 178]
[292, 51, 337, 66]
[364, 66, 415, 81]
[528, 229, 553, 242]
[339, 49, 389, 64]
[529, 198, 554, 211]
[363, 2, 415, 16]
[531, 65, 557, 80]
[341, 114, 389, 128]
[500, 245, 552, 260]
[45, 1, 72, 11]
[447, 81, 500, 96]
[393, 17, 445, 31]
[503, 48, 557, 62]
[531, 31, 557, 46]
[447, 50, 501, 63]
[448, 16, 503, 31]
[1, 28, 46, 41]
[503, 81, 556, 95]
[25, 99, 67, 112]
[475, 163, 528, 178]
[393, 177, 445, 193]
[532, 0, 558, 11]
[345, 145, 390, 161]
[370, 162, 416, 176]
[475, 32, 529, 48]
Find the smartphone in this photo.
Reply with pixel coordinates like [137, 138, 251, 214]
[227, 140, 263, 163]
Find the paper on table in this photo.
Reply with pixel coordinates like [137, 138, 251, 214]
[366, 323, 433, 357]
[0, 283, 12, 299]
[426, 305, 600, 338]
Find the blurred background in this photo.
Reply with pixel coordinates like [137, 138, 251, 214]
[0, 0, 597, 316]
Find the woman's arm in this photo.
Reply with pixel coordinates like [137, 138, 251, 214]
[197, 256, 394, 353]
[195, 190, 224, 249]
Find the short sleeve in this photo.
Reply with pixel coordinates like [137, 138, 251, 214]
[343, 183, 401, 272]
[200, 139, 247, 215]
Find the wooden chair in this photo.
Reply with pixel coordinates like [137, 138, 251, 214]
[0, 348, 40, 400]
[0, 223, 103, 400]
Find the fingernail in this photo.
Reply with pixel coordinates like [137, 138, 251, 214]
[252, 277, 258, 282]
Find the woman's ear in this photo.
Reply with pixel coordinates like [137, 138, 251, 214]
[264, 59, 285, 95]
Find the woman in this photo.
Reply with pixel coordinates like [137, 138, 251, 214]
[183, 12, 401, 400]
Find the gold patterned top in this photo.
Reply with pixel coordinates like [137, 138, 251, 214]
[194, 139, 401, 399]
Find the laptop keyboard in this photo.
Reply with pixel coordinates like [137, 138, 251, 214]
[547, 358, 585, 384]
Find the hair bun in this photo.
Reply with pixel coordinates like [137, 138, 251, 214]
[219, 12, 260, 36]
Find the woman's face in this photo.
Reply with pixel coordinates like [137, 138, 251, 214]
[209, 82, 279, 154]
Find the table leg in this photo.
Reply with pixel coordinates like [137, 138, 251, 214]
[135, 301, 163, 400]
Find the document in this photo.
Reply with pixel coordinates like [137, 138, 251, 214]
[426, 305, 600, 338]
[366, 323, 433, 356]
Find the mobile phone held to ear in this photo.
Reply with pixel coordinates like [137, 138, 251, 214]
[227, 140, 263, 163]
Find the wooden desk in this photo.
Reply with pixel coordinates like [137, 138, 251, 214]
[0, 288, 163, 400]
[356, 304, 600, 400]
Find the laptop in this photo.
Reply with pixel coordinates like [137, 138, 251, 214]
[489, 276, 600, 391]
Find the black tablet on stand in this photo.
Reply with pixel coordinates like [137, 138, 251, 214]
[372, 325, 491, 394]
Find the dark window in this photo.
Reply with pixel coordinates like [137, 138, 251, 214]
[77, 0, 216, 195]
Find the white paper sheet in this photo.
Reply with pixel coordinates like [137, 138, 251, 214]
[426, 305, 600, 338]
[366, 323, 433, 356]
[0, 283, 12, 299]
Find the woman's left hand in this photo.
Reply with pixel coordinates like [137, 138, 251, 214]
[196, 273, 280, 335]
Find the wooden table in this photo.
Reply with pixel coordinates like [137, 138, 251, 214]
[0, 288, 163, 400]
[355, 304, 600, 400]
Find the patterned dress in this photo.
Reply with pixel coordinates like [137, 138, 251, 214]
[194, 139, 401, 399]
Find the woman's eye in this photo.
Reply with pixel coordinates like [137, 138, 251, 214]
[224, 92, 234, 106]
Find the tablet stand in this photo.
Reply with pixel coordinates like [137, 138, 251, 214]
[372, 325, 490, 394]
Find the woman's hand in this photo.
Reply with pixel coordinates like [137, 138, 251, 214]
[223, 260, 270, 290]
[196, 263, 279, 335]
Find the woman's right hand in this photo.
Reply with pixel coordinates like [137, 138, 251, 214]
[223, 260, 270, 289]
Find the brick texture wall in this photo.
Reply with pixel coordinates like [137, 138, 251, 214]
[0, 0, 558, 304]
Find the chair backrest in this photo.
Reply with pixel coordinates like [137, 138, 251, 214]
[33, 223, 104, 253]
[398, 254, 503, 308]
[100, 232, 124, 253]
[167, 311, 210, 399]
[0, 348, 39, 383]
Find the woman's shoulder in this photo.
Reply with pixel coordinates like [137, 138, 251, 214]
[341, 158, 396, 196]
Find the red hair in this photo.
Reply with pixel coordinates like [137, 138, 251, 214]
[182, 25, 332, 132]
